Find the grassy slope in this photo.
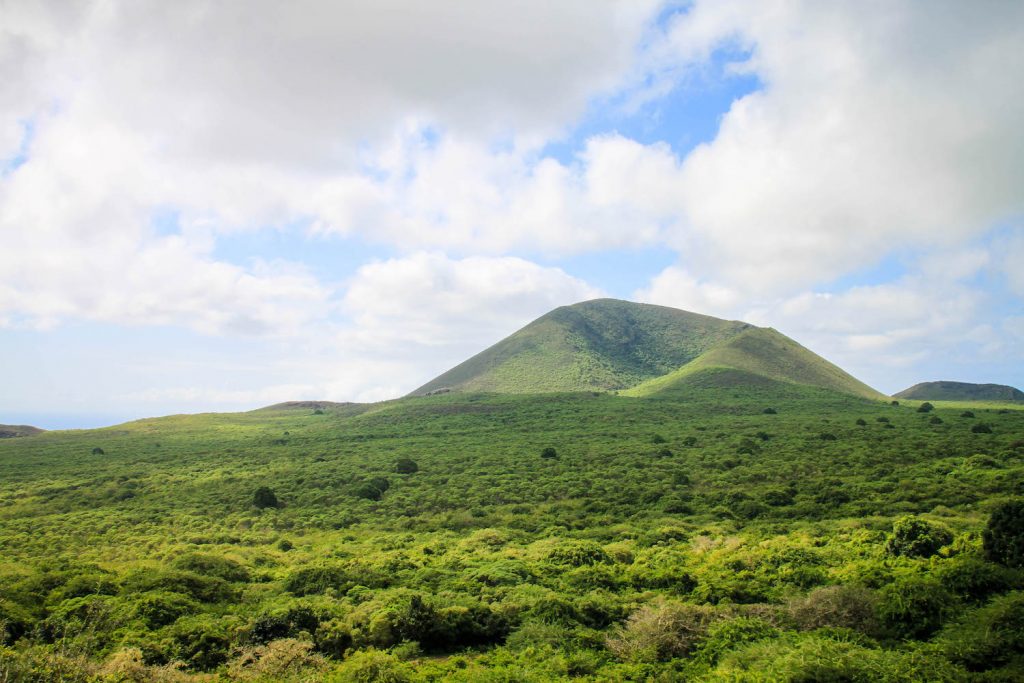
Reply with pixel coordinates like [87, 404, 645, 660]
[896, 380, 1024, 402]
[0, 424, 44, 438]
[410, 298, 751, 395]
[624, 327, 886, 400]
[2, 389, 1023, 680]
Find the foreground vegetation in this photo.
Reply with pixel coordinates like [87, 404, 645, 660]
[2, 380, 1023, 681]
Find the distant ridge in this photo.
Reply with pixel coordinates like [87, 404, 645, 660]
[411, 299, 884, 400]
[895, 381, 1024, 402]
[0, 424, 45, 438]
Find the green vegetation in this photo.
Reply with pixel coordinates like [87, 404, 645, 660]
[2, 382, 1023, 680]
[896, 380, 1024, 402]
[0, 425, 44, 439]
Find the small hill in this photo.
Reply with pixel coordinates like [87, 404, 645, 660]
[0, 424, 44, 438]
[410, 299, 752, 395]
[623, 327, 885, 400]
[895, 381, 1024, 402]
[411, 298, 883, 400]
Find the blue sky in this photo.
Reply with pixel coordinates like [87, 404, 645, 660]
[1, 1, 1022, 429]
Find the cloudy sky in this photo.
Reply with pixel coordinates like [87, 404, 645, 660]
[2, 0, 1022, 428]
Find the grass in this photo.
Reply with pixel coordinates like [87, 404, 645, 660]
[2, 385, 1023, 680]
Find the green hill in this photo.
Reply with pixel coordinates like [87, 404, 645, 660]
[895, 380, 1024, 402]
[410, 298, 752, 395]
[413, 299, 883, 400]
[624, 327, 886, 400]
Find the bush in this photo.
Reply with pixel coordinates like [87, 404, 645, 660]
[917, 402, 934, 413]
[606, 599, 714, 662]
[938, 591, 1024, 671]
[855, 418, 867, 426]
[937, 557, 1020, 603]
[122, 569, 234, 603]
[930, 416, 944, 424]
[354, 483, 383, 501]
[173, 553, 249, 582]
[972, 423, 993, 434]
[547, 540, 611, 567]
[884, 516, 953, 558]
[787, 585, 881, 636]
[91, 447, 105, 455]
[984, 499, 1024, 568]
[130, 591, 200, 629]
[395, 458, 418, 474]
[693, 616, 778, 665]
[540, 447, 558, 459]
[961, 411, 975, 418]
[331, 648, 410, 683]
[763, 408, 777, 415]
[877, 576, 954, 639]
[253, 487, 279, 509]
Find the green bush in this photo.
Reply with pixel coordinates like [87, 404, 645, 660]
[329, 648, 410, 682]
[693, 616, 778, 665]
[547, 540, 612, 567]
[877, 576, 955, 639]
[541, 447, 558, 459]
[253, 486, 279, 509]
[122, 569, 234, 603]
[172, 553, 249, 582]
[936, 556, 1020, 603]
[395, 458, 418, 474]
[884, 516, 953, 558]
[984, 499, 1024, 568]
[938, 591, 1024, 672]
[917, 402, 934, 413]
[972, 423, 993, 434]
[129, 591, 199, 629]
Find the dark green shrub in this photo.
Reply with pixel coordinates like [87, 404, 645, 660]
[547, 540, 611, 567]
[961, 411, 975, 418]
[313, 408, 324, 415]
[130, 591, 199, 628]
[819, 433, 837, 441]
[763, 489, 795, 507]
[937, 557, 1020, 603]
[694, 616, 778, 665]
[91, 447, 104, 455]
[540, 447, 558, 459]
[855, 418, 867, 426]
[354, 483, 383, 501]
[251, 606, 319, 644]
[917, 402, 934, 413]
[877, 576, 954, 639]
[876, 416, 890, 423]
[891, 400, 900, 405]
[984, 500, 1024, 568]
[656, 447, 673, 458]
[682, 436, 698, 447]
[938, 591, 1024, 671]
[368, 477, 390, 493]
[930, 416, 944, 424]
[884, 516, 953, 558]
[171, 616, 232, 671]
[173, 553, 249, 582]
[253, 487, 279, 509]
[972, 423, 993, 434]
[284, 564, 352, 596]
[651, 434, 667, 444]
[763, 408, 777, 414]
[395, 458, 418, 474]
[122, 569, 234, 603]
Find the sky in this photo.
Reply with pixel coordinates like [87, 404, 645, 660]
[1, 0, 1023, 429]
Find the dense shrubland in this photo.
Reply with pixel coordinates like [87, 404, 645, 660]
[1, 388, 1023, 680]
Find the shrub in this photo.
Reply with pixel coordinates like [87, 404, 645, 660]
[122, 569, 234, 603]
[540, 447, 558, 459]
[354, 483, 383, 501]
[91, 447, 105, 455]
[253, 487, 279, 509]
[606, 599, 714, 662]
[682, 436, 698, 447]
[938, 591, 1024, 671]
[787, 585, 881, 636]
[395, 458, 418, 474]
[877, 576, 954, 639]
[331, 648, 410, 683]
[227, 638, 326, 680]
[930, 416, 944, 424]
[651, 434, 667, 444]
[984, 499, 1024, 568]
[855, 418, 867, 426]
[763, 408, 777, 414]
[170, 616, 233, 671]
[130, 591, 200, 629]
[884, 516, 953, 558]
[961, 411, 975, 418]
[917, 402, 934, 413]
[972, 423, 993, 434]
[819, 433, 837, 441]
[936, 557, 1020, 603]
[173, 553, 249, 582]
[547, 540, 611, 567]
[693, 616, 778, 665]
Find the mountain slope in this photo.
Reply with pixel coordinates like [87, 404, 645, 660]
[623, 327, 886, 400]
[410, 299, 752, 395]
[895, 381, 1024, 402]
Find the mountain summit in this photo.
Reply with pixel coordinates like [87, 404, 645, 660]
[411, 299, 883, 400]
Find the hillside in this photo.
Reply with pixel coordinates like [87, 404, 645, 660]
[1, 388, 1023, 681]
[896, 380, 1024, 402]
[413, 299, 884, 401]
[0, 423, 44, 438]
[624, 327, 886, 400]
[410, 298, 752, 395]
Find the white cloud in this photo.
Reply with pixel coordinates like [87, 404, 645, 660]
[656, 0, 1024, 291]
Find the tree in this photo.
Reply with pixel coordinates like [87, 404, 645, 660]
[885, 516, 953, 558]
[396, 458, 419, 474]
[983, 500, 1024, 568]
[253, 486, 279, 509]
[917, 402, 935, 413]
[541, 447, 558, 459]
